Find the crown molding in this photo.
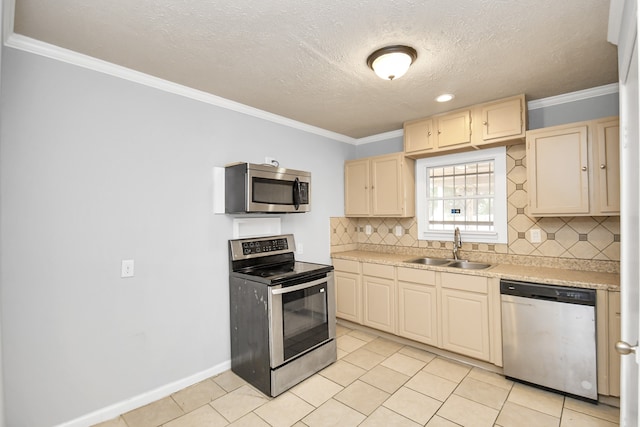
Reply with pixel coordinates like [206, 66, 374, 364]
[3, 31, 619, 146]
[527, 83, 619, 110]
[354, 129, 403, 145]
[2, 0, 15, 44]
[4, 33, 357, 145]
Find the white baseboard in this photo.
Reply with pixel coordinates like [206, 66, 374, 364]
[54, 360, 231, 427]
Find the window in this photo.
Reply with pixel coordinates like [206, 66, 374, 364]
[416, 147, 507, 244]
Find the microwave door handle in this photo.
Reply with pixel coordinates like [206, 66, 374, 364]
[293, 178, 301, 210]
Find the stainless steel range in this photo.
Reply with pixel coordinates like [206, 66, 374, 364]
[228, 234, 336, 397]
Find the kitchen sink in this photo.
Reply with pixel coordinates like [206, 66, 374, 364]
[404, 257, 492, 270]
[405, 257, 457, 266]
[446, 261, 492, 270]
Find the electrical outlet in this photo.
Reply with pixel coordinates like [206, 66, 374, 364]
[395, 225, 403, 237]
[121, 259, 135, 278]
[365, 225, 372, 235]
[296, 243, 304, 255]
[530, 229, 542, 243]
[264, 157, 278, 167]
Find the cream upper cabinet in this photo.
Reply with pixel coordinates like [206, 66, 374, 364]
[404, 94, 526, 158]
[527, 125, 590, 215]
[440, 273, 491, 361]
[480, 95, 525, 142]
[436, 110, 472, 148]
[362, 263, 396, 334]
[333, 259, 361, 324]
[526, 117, 620, 217]
[344, 159, 370, 216]
[344, 153, 415, 217]
[595, 119, 620, 214]
[397, 267, 439, 347]
[404, 118, 435, 154]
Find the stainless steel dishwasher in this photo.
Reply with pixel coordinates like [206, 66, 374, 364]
[500, 279, 597, 400]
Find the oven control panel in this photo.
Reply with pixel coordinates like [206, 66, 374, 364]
[229, 234, 295, 260]
[242, 238, 289, 255]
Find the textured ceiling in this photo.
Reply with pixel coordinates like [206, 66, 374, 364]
[12, 0, 618, 138]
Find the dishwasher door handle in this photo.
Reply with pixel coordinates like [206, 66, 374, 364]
[501, 298, 534, 307]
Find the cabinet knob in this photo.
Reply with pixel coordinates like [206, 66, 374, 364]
[427, 131, 432, 136]
[600, 164, 606, 170]
[582, 166, 587, 171]
[438, 130, 442, 134]
[483, 121, 488, 126]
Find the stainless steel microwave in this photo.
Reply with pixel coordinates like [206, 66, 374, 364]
[225, 163, 311, 213]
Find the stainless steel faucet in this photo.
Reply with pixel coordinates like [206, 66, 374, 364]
[453, 227, 462, 260]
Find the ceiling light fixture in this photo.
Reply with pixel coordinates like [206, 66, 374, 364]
[367, 45, 417, 81]
[436, 93, 455, 102]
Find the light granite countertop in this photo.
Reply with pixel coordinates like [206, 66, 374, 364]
[331, 250, 620, 291]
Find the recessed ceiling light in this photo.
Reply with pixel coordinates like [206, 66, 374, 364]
[436, 94, 455, 102]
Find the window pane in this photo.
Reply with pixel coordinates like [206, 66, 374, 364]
[426, 158, 496, 233]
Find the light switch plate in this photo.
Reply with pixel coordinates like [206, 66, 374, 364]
[121, 259, 135, 278]
[365, 225, 372, 235]
[395, 225, 403, 237]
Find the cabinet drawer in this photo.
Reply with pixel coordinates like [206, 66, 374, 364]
[397, 267, 436, 285]
[441, 272, 488, 294]
[362, 262, 395, 279]
[333, 258, 360, 274]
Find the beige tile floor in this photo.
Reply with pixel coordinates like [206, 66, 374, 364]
[95, 324, 620, 427]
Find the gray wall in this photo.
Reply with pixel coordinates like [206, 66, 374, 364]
[528, 92, 619, 129]
[0, 47, 352, 427]
[355, 135, 403, 158]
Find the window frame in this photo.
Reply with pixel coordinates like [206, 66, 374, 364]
[416, 146, 508, 244]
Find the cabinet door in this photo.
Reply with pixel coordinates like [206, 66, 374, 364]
[363, 275, 396, 333]
[609, 292, 621, 397]
[404, 119, 435, 153]
[344, 159, 370, 216]
[335, 271, 361, 323]
[481, 97, 524, 141]
[398, 281, 438, 346]
[371, 155, 404, 216]
[527, 125, 590, 215]
[595, 119, 620, 214]
[436, 110, 471, 148]
[441, 288, 490, 361]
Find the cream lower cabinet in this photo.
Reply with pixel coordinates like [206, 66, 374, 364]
[362, 263, 396, 334]
[608, 291, 621, 397]
[397, 267, 439, 347]
[333, 259, 362, 323]
[332, 258, 500, 364]
[596, 290, 621, 397]
[440, 272, 492, 362]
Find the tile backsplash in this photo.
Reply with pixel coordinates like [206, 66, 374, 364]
[331, 144, 620, 273]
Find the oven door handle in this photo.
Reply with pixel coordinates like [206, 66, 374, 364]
[270, 277, 327, 295]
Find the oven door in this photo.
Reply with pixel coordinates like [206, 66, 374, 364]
[269, 272, 335, 367]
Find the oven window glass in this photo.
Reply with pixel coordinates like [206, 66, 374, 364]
[253, 178, 295, 205]
[282, 282, 329, 360]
